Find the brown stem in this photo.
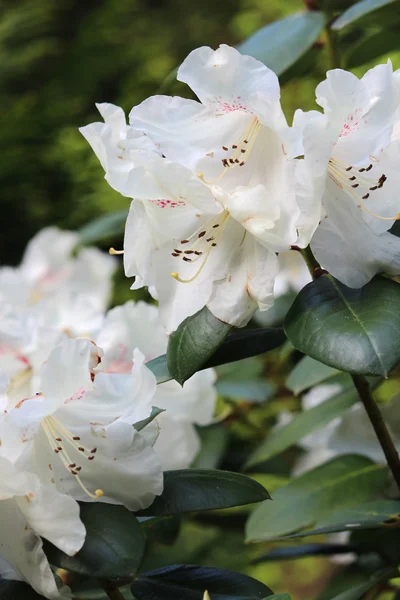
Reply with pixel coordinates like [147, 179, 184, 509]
[351, 374, 400, 491]
[100, 582, 126, 600]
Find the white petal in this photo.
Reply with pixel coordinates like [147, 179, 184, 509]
[40, 338, 96, 409]
[208, 232, 278, 327]
[178, 45, 283, 127]
[154, 414, 200, 470]
[311, 182, 400, 287]
[155, 368, 217, 426]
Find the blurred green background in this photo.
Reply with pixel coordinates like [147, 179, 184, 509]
[0, 0, 321, 266]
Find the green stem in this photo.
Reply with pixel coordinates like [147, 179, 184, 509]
[351, 374, 400, 491]
[300, 246, 320, 279]
[325, 22, 341, 69]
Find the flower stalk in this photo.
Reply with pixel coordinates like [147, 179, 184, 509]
[324, 20, 341, 69]
[101, 581, 126, 600]
[300, 246, 321, 279]
[351, 374, 400, 491]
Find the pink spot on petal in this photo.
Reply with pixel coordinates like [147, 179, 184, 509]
[149, 199, 186, 209]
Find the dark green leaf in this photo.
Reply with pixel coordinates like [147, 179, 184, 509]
[286, 356, 341, 395]
[136, 469, 270, 516]
[167, 307, 231, 385]
[321, 0, 358, 9]
[44, 503, 145, 578]
[350, 527, 400, 562]
[0, 581, 47, 599]
[246, 388, 359, 468]
[251, 542, 357, 564]
[246, 455, 387, 542]
[216, 379, 276, 403]
[284, 275, 400, 377]
[332, 0, 398, 29]
[205, 328, 286, 371]
[134, 407, 164, 432]
[327, 568, 397, 600]
[237, 11, 326, 75]
[153, 323, 285, 385]
[140, 515, 181, 545]
[78, 210, 128, 245]
[131, 564, 274, 600]
[345, 29, 400, 68]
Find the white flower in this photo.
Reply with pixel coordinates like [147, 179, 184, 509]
[0, 227, 116, 311]
[296, 62, 400, 287]
[0, 337, 163, 511]
[80, 46, 321, 330]
[97, 300, 217, 469]
[0, 456, 85, 599]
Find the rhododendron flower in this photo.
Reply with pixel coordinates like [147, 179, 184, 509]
[0, 456, 85, 599]
[80, 46, 321, 330]
[0, 227, 116, 311]
[97, 300, 217, 469]
[0, 338, 163, 511]
[297, 62, 400, 286]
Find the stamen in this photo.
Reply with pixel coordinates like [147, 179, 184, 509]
[109, 248, 124, 255]
[329, 158, 399, 221]
[42, 417, 104, 500]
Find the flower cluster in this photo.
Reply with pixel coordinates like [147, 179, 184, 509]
[81, 45, 400, 333]
[0, 228, 217, 597]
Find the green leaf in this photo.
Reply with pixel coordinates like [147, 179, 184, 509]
[154, 320, 285, 385]
[345, 29, 400, 68]
[237, 11, 326, 75]
[286, 356, 341, 395]
[327, 568, 398, 600]
[44, 503, 145, 577]
[246, 387, 358, 468]
[131, 564, 274, 600]
[332, 0, 398, 30]
[284, 499, 400, 538]
[252, 542, 357, 564]
[146, 355, 171, 384]
[136, 469, 270, 516]
[134, 406, 164, 431]
[140, 515, 181, 545]
[167, 307, 231, 385]
[0, 581, 47, 599]
[246, 455, 387, 542]
[78, 210, 128, 245]
[216, 379, 276, 403]
[284, 275, 400, 377]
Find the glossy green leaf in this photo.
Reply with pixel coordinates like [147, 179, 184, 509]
[332, 0, 398, 29]
[246, 388, 359, 468]
[136, 469, 270, 516]
[345, 29, 400, 68]
[246, 455, 387, 542]
[328, 568, 398, 600]
[167, 307, 231, 385]
[131, 564, 274, 600]
[216, 379, 276, 403]
[284, 275, 400, 377]
[238, 11, 326, 75]
[44, 503, 145, 577]
[286, 356, 341, 395]
[78, 209, 128, 245]
[159, 318, 285, 385]
[0, 581, 47, 599]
